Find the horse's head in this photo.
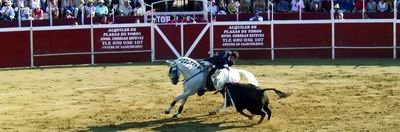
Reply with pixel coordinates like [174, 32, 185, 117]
[167, 60, 180, 85]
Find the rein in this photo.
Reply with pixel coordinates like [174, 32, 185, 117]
[180, 66, 207, 84]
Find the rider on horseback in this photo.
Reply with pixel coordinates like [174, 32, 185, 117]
[198, 50, 239, 96]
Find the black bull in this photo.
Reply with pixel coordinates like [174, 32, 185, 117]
[221, 83, 289, 124]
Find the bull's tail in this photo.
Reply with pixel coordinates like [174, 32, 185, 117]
[236, 69, 258, 86]
[261, 88, 290, 99]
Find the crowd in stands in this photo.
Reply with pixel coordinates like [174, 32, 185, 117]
[207, 0, 400, 15]
[0, 0, 145, 21]
[1, 0, 400, 22]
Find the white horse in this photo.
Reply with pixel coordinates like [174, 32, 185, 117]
[165, 57, 258, 117]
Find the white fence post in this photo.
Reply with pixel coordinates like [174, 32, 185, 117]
[181, 24, 184, 56]
[151, 23, 155, 62]
[30, 19, 34, 67]
[90, 15, 94, 64]
[270, 1, 275, 60]
[331, 0, 335, 60]
[394, 0, 398, 59]
[210, 18, 214, 57]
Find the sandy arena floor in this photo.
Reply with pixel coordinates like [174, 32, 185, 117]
[0, 60, 399, 131]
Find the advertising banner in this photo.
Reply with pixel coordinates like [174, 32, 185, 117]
[213, 25, 271, 49]
[94, 27, 151, 52]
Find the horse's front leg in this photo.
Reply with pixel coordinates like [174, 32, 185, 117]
[165, 100, 177, 114]
[173, 97, 188, 118]
[165, 91, 192, 115]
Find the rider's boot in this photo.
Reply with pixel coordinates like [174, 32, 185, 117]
[197, 87, 206, 96]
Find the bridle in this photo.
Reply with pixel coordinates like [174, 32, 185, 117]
[169, 63, 207, 84]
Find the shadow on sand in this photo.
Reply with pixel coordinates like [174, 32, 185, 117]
[85, 114, 255, 132]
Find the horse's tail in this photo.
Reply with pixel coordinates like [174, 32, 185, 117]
[261, 88, 290, 99]
[235, 69, 258, 86]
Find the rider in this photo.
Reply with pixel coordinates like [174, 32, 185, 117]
[198, 50, 239, 96]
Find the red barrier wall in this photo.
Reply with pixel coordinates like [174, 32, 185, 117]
[335, 23, 393, 58]
[275, 24, 331, 47]
[274, 24, 331, 58]
[0, 31, 31, 68]
[397, 23, 400, 59]
[155, 25, 182, 60]
[336, 49, 393, 58]
[33, 29, 91, 66]
[236, 50, 271, 60]
[335, 23, 393, 47]
[183, 24, 210, 59]
[276, 49, 332, 58]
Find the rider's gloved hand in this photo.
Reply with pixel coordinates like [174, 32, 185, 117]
[223, 64, 230, 70]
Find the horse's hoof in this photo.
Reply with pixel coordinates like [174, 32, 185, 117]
[172, 114, 179, 118]
[208, 111, 217, 115]
[165, 111, 170, 114]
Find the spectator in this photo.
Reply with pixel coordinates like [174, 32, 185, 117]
[249, 12, 263, 21]
[340, 0, 354, 12]
[65, 9, 75, 18]
[239, 0, 251, 13]
[31, 0, 41, 9]
[309, 0, 323, 12]
[72, 0, 84, 17]
[84, 0, 96, 17]
[353, 0, 366, 12]
[277, 0, 290, 12]
[118, 0, 132, 16]
[61, 0, 75, 18]
[40, 0, 46, 11]
[366, 0, 377, 12]
[0, 0, 15, 21]
[227, 0, 238, 14]
[218, 0, 227, 13]
[207, 1, 218, 15]
[377, 0, 388, 12]
[32, 5, 44, 20]
[132, 2, 144, 16]
[253, 0, 265, 13]
[334, 3, 344, 19]
[290, 0, 305, 12]
[47, 0, 60, 19]
[104, 0, 115, 15]
[322, 0, 332, 12]
[386, 0, 393, 11]
[15, 0, 29, 12]
[95, 0, 109, 16]
[19, 7, 32, 20]
[1, 0, 6, 6]
[95, 0, 109, 23]
[337, 10, 344, 19]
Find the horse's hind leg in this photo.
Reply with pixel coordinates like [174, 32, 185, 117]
[173, 97, 188, 118]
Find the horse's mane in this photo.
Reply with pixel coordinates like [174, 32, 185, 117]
[176, 57, 200, 64]
[175, 57, 202, 70]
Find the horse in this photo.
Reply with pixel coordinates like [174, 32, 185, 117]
[165, 57, 258, 117]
